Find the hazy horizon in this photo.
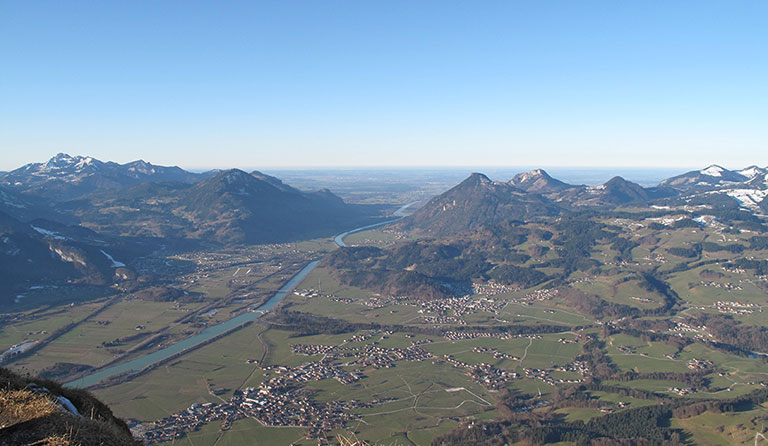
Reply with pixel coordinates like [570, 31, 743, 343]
[1, 152, 702, 187]
[0, 151, 739, 187]
[0, 153, 704, 186]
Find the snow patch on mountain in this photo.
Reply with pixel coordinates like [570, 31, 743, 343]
[100, 250, 126, 267]
[127, 160, 157, 174]
[647, 215, 688, 225]
[738, 166, 764, 179]
[701, 165, 725, 177]
[1, 154, 203, 199]
[75, 157, 94, 170]
[722, 189, 768, 210]
[31, 226, 67, 240]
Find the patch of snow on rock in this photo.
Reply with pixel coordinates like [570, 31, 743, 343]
[55, 395, 80, 415]
[100, 250, 126, 267]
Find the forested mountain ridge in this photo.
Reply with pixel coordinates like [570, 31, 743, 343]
[399, 165, 768, 236]
[397, 173, 562, 235]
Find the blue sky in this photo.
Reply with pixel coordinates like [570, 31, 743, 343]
[1, 1, 766, 170]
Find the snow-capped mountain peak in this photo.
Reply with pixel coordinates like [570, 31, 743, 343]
[0, 154, 206, 200]
[43, 153, 76, 169]
[700, 165, 726, 177]
[37, 153, 100, 174]
[737, 165, 766, 179]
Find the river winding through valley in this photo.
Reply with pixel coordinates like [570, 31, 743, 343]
[66, 202, 416, 388]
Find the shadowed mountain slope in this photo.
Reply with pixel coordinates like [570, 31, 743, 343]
[398, 173, 562, 235]
[177, 169, 373, 243]
[0, 211, 133, 303]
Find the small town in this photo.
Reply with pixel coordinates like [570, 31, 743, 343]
[138, 331, 442, 443]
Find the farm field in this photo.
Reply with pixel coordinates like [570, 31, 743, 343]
[94, 321, 269, 422]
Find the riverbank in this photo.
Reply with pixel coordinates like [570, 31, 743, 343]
[66, 203, 414, 389]
[66, 260, 319, 388]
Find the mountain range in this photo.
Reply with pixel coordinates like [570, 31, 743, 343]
[2, 154, 767, 300]
[1, 153, 211, 201]
[0, 154, 385, 300]
[401, 164, 768, 235]
[660, 164, 760, 191]
[659, 165, 768, 211]
[0, 154, 382, 243]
